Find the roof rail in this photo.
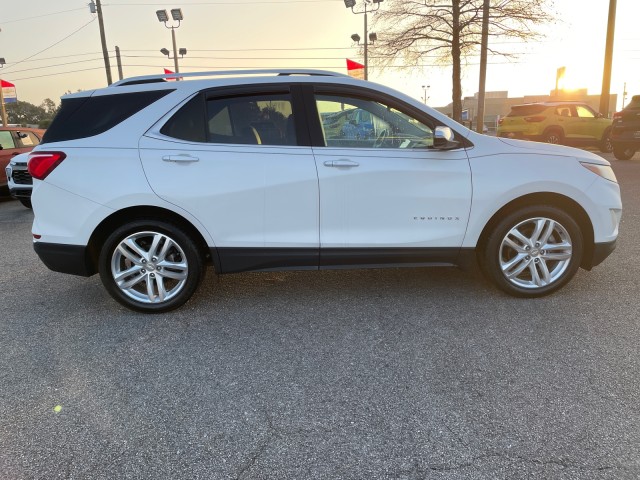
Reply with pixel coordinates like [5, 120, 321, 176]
[111, 69, 349, 87]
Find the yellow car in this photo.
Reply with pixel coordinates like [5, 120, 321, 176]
[498, 102, 613, 153]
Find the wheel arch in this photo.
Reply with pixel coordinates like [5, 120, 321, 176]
[86, 205, 216, 275]
[476, 192, 595, 270]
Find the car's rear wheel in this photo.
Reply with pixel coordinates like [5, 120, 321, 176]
[600, 128, 613, 153]
[98, 220, 204, 313]
[480, 206, 583, 297]
[613, 145, 636, 160]
[543, 128, 563, 145]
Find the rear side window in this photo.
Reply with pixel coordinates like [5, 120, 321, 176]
[160, 94, 207, 142]
[161, 92, 297, 146]
[17, 131, 41, 147]
[507, 105, 548, 117]
[0, 130, 16, 149]
[206, 94, 296, 146]
[42, 90, 173, 143]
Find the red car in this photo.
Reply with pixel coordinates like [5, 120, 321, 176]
[1, 126, 45, 193]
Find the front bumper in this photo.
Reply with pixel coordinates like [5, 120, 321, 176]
[587, 240, 617, 270]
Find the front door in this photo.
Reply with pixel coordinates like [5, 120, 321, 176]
[308, 89, 472, 267]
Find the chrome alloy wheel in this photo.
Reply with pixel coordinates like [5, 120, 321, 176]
[499, 217, 572, 289]
[110, 231, 189, 304]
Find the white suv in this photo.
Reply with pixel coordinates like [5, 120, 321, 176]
[28, 70, 622, 312]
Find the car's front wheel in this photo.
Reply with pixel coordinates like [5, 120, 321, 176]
[98, 220, 204, 312]
[480, 206, 583, 297]
[613, 145, 636, 160]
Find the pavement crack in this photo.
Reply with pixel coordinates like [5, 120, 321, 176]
[234, 410, 279, 480]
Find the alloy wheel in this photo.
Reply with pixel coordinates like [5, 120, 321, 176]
[498, 217, 572, 289]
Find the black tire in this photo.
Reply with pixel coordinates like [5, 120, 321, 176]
[18, 197, 32, 209]
[599, 128, 613, 153]
[479, 206, 583, 298]
[543, 128, 563, 145]
[98, 219, 204, 313]
[613, 145, 636, 160]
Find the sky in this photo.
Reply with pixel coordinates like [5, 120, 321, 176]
[1, 0, 639, 111]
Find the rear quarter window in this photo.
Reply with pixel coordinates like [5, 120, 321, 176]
[42, 90, 174, 143]
[507, 105, 548, 117]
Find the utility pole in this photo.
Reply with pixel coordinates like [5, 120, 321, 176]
[115, 46, 123, 80]
[94, 0, 112, 85]
[476, 0, 490, 134]
[599, 0, 616, 116]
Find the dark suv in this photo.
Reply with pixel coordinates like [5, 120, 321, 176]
[611, 95, 640, 160]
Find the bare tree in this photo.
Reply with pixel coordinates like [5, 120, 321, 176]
[372, 0, 555, 121]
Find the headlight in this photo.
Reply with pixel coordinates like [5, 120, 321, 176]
[580, 162, 617, 183]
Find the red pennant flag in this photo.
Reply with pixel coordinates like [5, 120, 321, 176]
[346, 59, 365, 80]
[163, 68, 181, 81]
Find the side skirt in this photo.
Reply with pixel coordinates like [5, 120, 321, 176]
[213, 247, 477, 274]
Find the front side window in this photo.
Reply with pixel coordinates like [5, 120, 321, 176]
[576, 105, 596, 118]
[0, 131, 16, 150]
[206, 94, 296, 146]
[316, 94, 433, 149]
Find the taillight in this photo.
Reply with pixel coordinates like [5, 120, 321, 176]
[613, 111, 623, 121]
[28, 152, 67, 180]
[524, 116, 546, 122]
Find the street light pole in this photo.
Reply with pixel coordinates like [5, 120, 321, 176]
[344, 0, 383, 81]
[157, 8, 184, 76]
[171, 27, 179, 74]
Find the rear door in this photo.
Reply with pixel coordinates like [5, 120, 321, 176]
[139, 85, 320, 273]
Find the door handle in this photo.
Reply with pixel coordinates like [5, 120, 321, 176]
[162, 154, 200, 163]
[323, 159, 359, 168]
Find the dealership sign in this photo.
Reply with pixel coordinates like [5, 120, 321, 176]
[1, 79, 17, 104]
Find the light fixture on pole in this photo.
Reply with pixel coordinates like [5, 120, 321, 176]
[344, 0, 383, 81]
[421, 85, 430, 105]
[156, 8, 185, 76]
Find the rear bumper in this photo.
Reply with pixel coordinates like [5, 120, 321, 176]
[33, 242, 96, 277]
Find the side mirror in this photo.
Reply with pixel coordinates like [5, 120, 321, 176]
[433, 126, 459, 150]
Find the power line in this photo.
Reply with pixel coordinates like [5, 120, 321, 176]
[1, 53, 104, 64]
[1, 7, 87, 24]
[4, 58, 106, 75]
[2, 18, 98, 73]
[9, 67, 107, 82]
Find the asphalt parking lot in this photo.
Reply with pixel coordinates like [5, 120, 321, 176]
[1, 152, 639, 479]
